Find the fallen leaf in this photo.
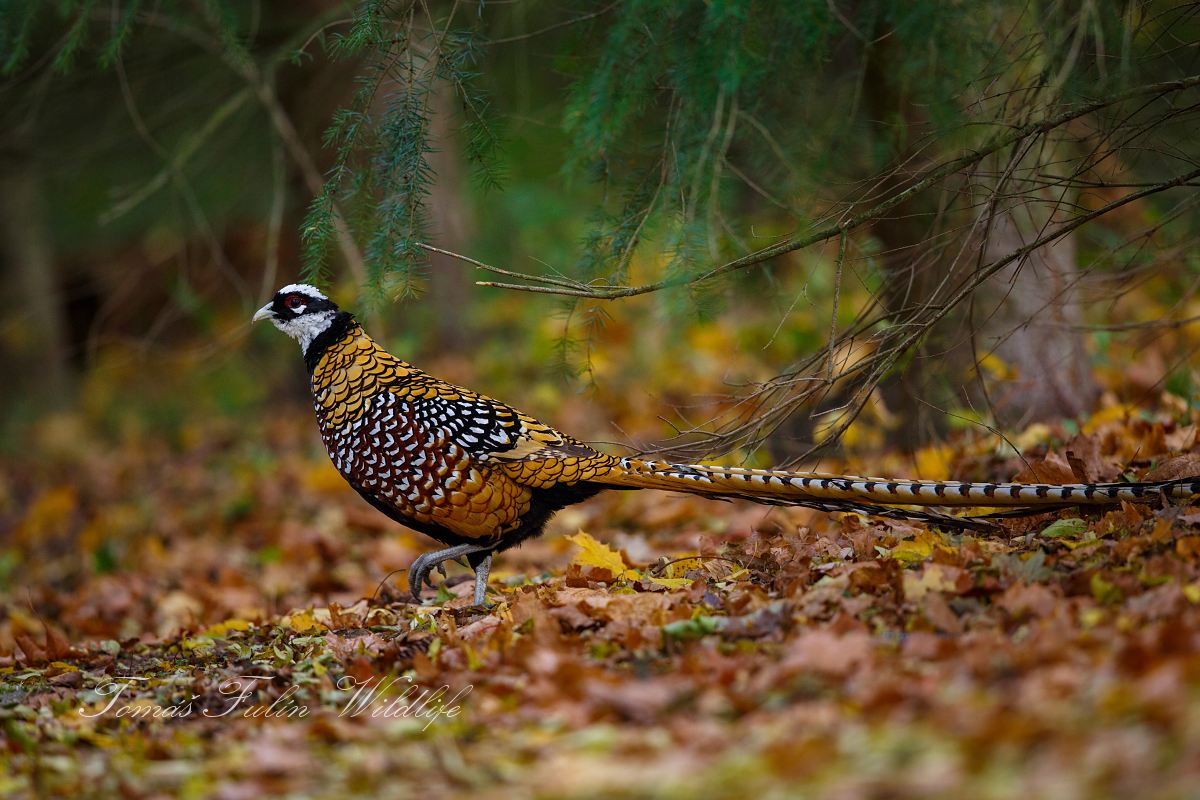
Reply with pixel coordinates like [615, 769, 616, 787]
[903, 563, 966, 601]
[997, 582, 1058, 618]
[1040, 518, 1087, 538]
[1014, 451, 1076, 484]
[201, 618, 254, 638]
[280, 609, 328, 633]
[565, 530, 638, 581]
[888, 532, 950, 566]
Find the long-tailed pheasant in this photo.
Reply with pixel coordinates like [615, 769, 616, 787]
[255, 284, 1200, 605]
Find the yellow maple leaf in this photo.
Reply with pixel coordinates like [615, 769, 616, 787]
[902, 563, 960, 600]
[889, 532, 950, 567]
[1082, 403, 1137, 434]
[280, 609, 328, 633]
[663, 557, 706, 579]
[566, 531, 638, 580]
[201, 618, 253, 638]
[647, 577, 693, 590]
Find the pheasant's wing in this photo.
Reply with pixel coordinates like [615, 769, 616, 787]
[402, 383, 618, 487]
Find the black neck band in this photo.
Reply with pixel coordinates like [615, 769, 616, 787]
[304, 312, 355, 373]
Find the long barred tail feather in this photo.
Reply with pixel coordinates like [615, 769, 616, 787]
[594, 458, 1200, 526]
[788, 498, 1004, 532]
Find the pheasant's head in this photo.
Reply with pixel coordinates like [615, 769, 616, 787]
[253, 283, 342, 352]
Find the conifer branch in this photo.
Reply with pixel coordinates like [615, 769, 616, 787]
[479, 74, 1200, 300]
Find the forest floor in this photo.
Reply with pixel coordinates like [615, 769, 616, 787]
[4, 402, 1200, 799]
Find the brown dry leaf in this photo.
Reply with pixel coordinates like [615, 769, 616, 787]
[922, 592, 964, 634]
[1064, 433, 1121, 482]
[997, 582, 1059, 618]
[584, 676, 679, 723]
[156, 590, 203, 634]
[781, 629, 876, 677]
[549, 586, 615, 616]
[324, 630, 395, 661]
[1014, 450, 1077, 484]
[1139, 421, 1170, 458]
[903, 563, 967, 601]
[13, 631, 46, 663]
[1145, 453, 1200, 482]
[1164, 424, 1197, 452]
[1175, 536, 1200, 560]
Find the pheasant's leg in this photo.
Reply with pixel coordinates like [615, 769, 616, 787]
[408, 544, 490, 601]
[470, 553, 493, 606]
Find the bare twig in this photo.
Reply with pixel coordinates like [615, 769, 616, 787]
[244, 65, 367, 287]
[101, 87, 252, 224]
[1072, 314, 1200, 332]
[417, 242, 585, 289]
[641, 166, 1200, 462]
[260, 135, 286, 302]
[487, 2, 620, 44]
[103, 9, 369, 286]
[826, 231, 846, 384]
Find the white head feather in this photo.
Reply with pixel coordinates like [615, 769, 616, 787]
[254, 283, 340, 353]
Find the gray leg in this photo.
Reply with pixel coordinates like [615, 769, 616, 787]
[472, 554, 493, 606]
[408, 544, 489, 601]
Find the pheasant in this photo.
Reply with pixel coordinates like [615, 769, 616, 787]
[255, 284, 1200, 605]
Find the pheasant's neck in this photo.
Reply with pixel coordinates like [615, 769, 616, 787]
[306, 319, 419, 435]
[303, 312, 357, 373]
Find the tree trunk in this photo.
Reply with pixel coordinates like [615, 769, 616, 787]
[424, 82, 476, 353]
[860, 38, 1098, 445]
[0, 150, 72, 406]
[972, 205, 1099, 426]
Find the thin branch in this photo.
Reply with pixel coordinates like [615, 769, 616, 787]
[643, 166, 1200, 461]
[1072, 314, 1200, 332]
[487, 2, 620, 45]
[260, 135, 286, 302]
[101, 86, 252, 223]
[827, 230, 846, 383]
[104, 9, 368, 286]
[242, 64, 367, 287]
[417, 242, 586, 289]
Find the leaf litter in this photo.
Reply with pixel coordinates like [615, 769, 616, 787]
[3, 403, 1200, 798]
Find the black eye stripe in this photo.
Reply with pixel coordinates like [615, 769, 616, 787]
[276, 293, 314, 317]
[273, 290, 336, 319]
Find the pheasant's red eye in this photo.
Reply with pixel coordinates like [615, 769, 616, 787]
[284, 295, 305, 311]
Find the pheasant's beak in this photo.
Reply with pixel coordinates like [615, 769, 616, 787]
[252, 303, 275, 323]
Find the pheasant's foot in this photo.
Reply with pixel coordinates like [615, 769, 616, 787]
[408, 544, 489, 602]
[472, 554, 493, 606]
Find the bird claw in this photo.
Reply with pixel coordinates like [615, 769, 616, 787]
[407, 545, 491, 603]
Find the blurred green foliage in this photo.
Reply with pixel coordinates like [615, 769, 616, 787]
[1, 0, 1198, 454]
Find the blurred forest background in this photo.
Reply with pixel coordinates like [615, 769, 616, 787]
[4, 1, 1200, 796]
[2, 0, 1198, 461]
